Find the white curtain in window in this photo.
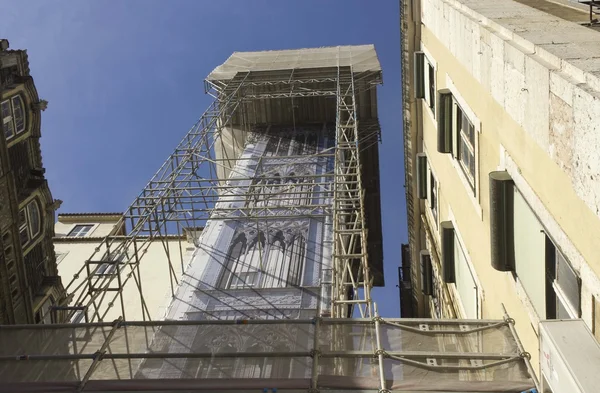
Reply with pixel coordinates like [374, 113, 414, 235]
[454, 235, 478, 319]
[513, 189, 546, 318]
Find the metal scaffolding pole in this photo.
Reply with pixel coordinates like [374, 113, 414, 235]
[331, 65, 372, 318]
[61, 65, 381, 325]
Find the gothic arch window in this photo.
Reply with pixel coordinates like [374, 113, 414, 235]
[220, 226, 308, 290]
[220, 231, 265, 289]
[1, 94, 26, 139]
[19, 199, 41, 248]
[286, 234, 306, 287]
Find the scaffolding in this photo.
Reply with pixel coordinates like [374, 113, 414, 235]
[0, 314, 536, 392]
[57, 46, 384, 325]
[29, 46, 540, 392]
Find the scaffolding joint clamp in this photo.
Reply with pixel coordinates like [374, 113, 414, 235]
[372, 316, 384, 323]
[520, 351, 531, 360]
[374, 349, 388, 358]
[92, 350, 105, 361]
[310, 349, 321, 358]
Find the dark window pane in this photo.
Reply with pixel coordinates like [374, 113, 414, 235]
[1, 100, 10, 119]
[3, 117, 14, 138]
[428, 63, 435, 111]
[28, 201, 40, 238]
[19, 226, 29, 246]
[12, 96, 24, 133]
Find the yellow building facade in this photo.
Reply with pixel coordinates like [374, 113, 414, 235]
[402, 0, 600, 375]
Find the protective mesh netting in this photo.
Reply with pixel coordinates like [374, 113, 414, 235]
[0, 319, 534, 392]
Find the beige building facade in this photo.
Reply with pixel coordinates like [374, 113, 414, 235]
[54, 213, 190, 322]
[402, 0, 600, 377]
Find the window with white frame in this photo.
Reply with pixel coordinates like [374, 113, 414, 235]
[456, 105, 476, 190]
[1, 95, 25, 139]
[67, 224, 93, 237]
[414, 52, 436, 115]
[19, 199, 41, 248]
[453, 234, 478, 319]
[440, 221, 479, 319]
[437, 91, 479, 195]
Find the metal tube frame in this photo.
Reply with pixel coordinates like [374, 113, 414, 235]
[0, 317, 537, 391]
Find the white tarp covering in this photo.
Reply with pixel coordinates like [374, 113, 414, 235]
[207, 45, 381, 81]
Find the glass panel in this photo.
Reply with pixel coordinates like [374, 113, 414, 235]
[428, 63, 435, 111]
[68, 225, 93, 237]
[556, 250, 579, 312]
[11, 96, 24, 133]
[0, 100, 10, 119]
[513, 189, 547, 318]
[27, 201, 41, 238]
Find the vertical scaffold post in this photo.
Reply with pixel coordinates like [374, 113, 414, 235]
[373, 304, 388, 393]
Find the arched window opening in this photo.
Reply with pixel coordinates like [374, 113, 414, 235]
[19, 199, 41, 247]
[1, 95, 26, 139]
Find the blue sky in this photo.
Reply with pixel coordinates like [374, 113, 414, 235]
[1, 0, 407, 317]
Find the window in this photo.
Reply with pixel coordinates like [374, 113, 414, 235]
[55, 251, 69, 265]
[512, 187, 580, 320]
[71, 309, 87, 324]
[429, 171, 438, 224]
[456, 106, 476, 190]
[416, 153, 438, 226]
[414, 51, 436, 115]
[35, 297, 54, 324]
[219, 228, 307, 290]
[437, 88, 479, 196]
[19, 200, 41, 248]
[68, 224, 93, 237]
[94, 252, 126, 276]
[546, 239, 580, 319]
[420, 252, 433, 296]
[1, 95, 25, 139]
[440, 221, 479, 319]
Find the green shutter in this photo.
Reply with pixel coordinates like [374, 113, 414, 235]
[414, 52, 425, 99]
[441, 221, 455, 283]
[416, 153, 427, 199]
[489, 171, 515, 272]
[437, 92, 453, 154]
[420, 253, 433, 296]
